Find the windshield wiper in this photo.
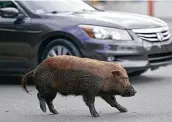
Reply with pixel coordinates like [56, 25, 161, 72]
[70, 9, 97, 14]
[50, 10, 59, 14]
[81, 9, 97, 12]
[50, 11, 73, 14]
[49, 9, 97, 14]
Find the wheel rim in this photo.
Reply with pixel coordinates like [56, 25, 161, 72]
[46, 45, 72, 58]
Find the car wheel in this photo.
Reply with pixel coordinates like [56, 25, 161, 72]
[41, 38, 81, 61]
[128, 69, 147, 77]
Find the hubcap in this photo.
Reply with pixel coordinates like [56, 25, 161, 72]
[47, 46, 72, 58]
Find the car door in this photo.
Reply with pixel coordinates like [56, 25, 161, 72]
[0, 1, 42, 72]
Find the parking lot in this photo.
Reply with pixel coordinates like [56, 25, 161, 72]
[1, 65, 172, 122]
[1, 1, 172, 122]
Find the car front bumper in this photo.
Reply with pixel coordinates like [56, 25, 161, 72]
[81, 31, 172, 73]
[144, 39, 172, 69]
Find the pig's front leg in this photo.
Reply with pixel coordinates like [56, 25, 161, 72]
[83, 94, 100, 117]
[101, 95, 128, 112]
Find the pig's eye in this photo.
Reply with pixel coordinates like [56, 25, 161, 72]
[120, 77, 129, 81]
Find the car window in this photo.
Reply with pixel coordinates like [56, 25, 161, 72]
[0, 1, 17, 9]
[20, 0, 96, 14]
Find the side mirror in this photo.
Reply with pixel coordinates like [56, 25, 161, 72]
[0, 7, 19, 18]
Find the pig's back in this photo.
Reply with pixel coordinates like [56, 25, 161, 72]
[42, 55, 112, 79]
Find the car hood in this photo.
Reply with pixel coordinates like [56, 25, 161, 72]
[68, 11, 167, 29]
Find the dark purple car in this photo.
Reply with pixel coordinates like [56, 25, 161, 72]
[0, 0, 172, 76]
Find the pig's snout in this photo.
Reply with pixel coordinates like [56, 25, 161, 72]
[129, 87, 137, 96]
[122, 86, 136, 97]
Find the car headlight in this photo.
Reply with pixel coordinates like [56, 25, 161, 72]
[79, 25, 132, 40]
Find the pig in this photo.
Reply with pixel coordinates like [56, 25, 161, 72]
[21, 55, 136, 117]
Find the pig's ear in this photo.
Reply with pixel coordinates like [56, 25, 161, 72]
[112, 70, 121, 77]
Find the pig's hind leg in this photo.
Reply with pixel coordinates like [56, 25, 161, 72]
[45, 91, 59, 114]
[37, 92, 47, 113]
[101, 95, 128, 112]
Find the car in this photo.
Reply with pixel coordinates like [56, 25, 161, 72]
[0, 0, 172, 76]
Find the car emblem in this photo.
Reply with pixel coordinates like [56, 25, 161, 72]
[157, 32, 163, 41]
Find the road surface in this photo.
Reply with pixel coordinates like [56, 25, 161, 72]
[0, 65, 172, 122]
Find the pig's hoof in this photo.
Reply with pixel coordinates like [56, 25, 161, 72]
[40, 100, 46, 113]
[92, 112, 100, 117]
[50, 109, 59, 114]
[40, 105, 46, 113]
[42, 108, 46, 113]
[119, 107, 128, 113]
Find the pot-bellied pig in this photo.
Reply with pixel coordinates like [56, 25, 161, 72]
[21, 55, 136, 117]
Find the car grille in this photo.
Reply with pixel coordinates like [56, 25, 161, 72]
[132, 27, 171, 42]
[148, 52, 172, 64]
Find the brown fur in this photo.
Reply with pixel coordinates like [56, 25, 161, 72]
[21, 55, 136, 117]
[41, 56, 130, 92]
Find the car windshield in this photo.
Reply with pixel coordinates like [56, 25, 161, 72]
[19, 0, 97, 14]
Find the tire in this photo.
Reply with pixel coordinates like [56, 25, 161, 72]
[41, 38, 81, 61]
[128, 69, 147, 77]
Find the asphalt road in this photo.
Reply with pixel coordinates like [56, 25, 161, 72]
[1, 65, 172, 122]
